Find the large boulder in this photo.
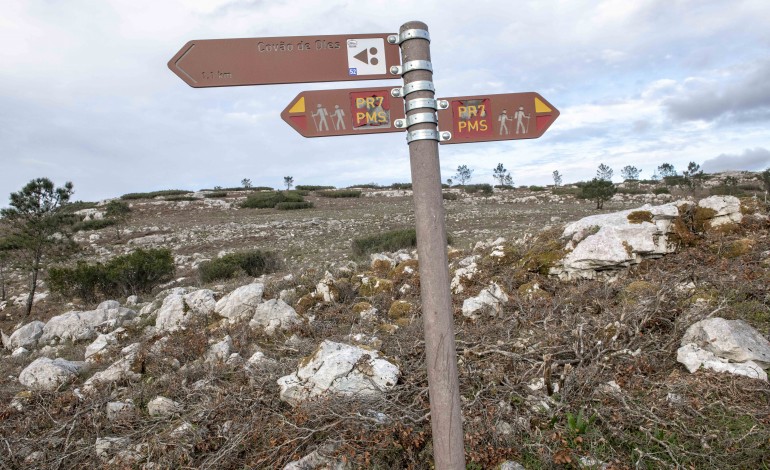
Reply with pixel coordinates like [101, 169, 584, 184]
[277, 340, 400, 406]
[462, 283, 509, 320]
[19, 357, 86, 391]
[40, 302, 136, 344]
[677, 344, 766, 381]
[249, 299, 302, 335]
[552, 203, 680, 279]
[5, 321, 45, 350]
[215, 283, 264, 322]
[681, 318, 770, 368]
[697, 195, 742, 227]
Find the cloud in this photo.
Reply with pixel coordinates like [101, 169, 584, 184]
[663, 60, 770, 122]
[701, 148, 770, 173]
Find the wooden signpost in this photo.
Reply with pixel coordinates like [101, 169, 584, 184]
[169, 23, 560, 470]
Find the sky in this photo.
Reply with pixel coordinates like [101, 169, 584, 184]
[2, 0, 770, 203]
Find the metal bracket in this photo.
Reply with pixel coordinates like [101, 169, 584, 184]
[439, 131, 452, 142]
[390, 60, 433, 76]
[406, 129, 440, 143]
[405, 98, 437, 112]
[391, 80, 435, 98]
[387, 29, 431, 45]
[395, 112, 438, 129]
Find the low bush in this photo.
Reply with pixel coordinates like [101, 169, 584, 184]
[494, 184, 515, 190]
[198, 249, 281, 283]
[443, 192, 460, 201]
[62, 201, 98, 213]
[352, 228, 418, 256]
[49, 248, 175, 302]
[165, 196, 198, 202]
[73, 219, 116, 232]
[204, 191, 228, 198]
[346, 183, 382, 189]
[317, 190, 362, 198]
[653, 187, 670, 195]
[275, 201, 314, 210]
[390, 183, 412, 190]
[463, 184, 493, 195]
[295, 185, 335, 191]
[121, 190, 192, 200]
[241, 191, 306, 209]
[529, 185, 546, 192]
[616, 187, 646, 195]
[709, 186, 745, 197]
[552, 187, 582, 196]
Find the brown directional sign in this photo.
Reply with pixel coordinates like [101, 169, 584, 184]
[168, 34, 401, 88]
[436, 92, 559, 144]
[282, 88, 406, 137]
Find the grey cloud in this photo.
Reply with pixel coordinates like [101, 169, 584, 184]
[701, 147, 770, 173]
[664, 60, 770, 122]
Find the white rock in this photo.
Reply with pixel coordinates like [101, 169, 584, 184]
[315, 272, 337, 302]
[40, 304, 136, 344]
[277, 340, 400, 406]
[681, 318, 770, 368]
[499, 461, 526, 470]
[205, 335, 233, 364]
[106, 401, 135, 421]
[83, 343, 142, 390]
[249, 299, 302, 335]
[85, 333, 117, 361]
[95, 437, 130, 462]
[19, 357, 85, 391]
[461, 283, 508, 320]
[697, 195, 742, 227]
[147, 396, 182, 417]
[370, 253, 394, 269]
[677, 344, 767, 381]
[283, 443, 346, 470]
[12, 347, 30, 357]
[170, 422, 196, 439]
[6, 321, 45, 350]
[215, 283, 264, 322]
[451, 263, 477, 294]
[183, 289, 217, 315]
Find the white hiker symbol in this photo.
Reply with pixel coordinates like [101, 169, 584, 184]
[331, 105, 346, 130]
[312, 104, 330, 131]
[498, 109, 512, 135]
[514, 106, 531, 134]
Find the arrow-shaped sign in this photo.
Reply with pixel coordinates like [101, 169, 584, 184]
[168, 34, 401, 88]
[282, 89, 559, 143]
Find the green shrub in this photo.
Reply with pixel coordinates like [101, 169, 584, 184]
[241, 191, 306, 209]
[529, 185, 546, 192]
[73, 219, 117, 232]
[580, 178, 617, 209]
[443, 192, 460, 201]
[317, 190, 362, 198]
[552, 187, 582, 196]
[352, 228, 418, 256]
[463, 184, 493, 195]
[275, 201, 314, 210]
[653, 187, 670, 195]
[49, 248, 175, 301]
[346, 183, 382, 189]
[121, 190, 192, 200]
[390, 183, 412, 190]
[295, 185, 335, 191]
[204, 191, 228, 198]
[198, 250, 281, 283]
[165, 196, 198, 202]
[62, 201, 98, 213]
[494, 184, 515, 190]
[616, 187, 646, 195]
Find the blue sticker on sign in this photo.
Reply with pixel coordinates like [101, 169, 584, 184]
[349, 68, 358, 76]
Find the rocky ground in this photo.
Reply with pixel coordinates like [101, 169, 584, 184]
[1, 176, 769, 469]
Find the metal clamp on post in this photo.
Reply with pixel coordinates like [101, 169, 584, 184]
[390, 80, 435, 98]
[406, 129, 439, 143]
[390, 60, 433, 76]
[406, 112, 438, 126]
[387, 29, 431, 45]
[405, 98, 437, 111]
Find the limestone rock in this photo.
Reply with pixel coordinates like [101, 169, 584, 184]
[83, 343, 142, 390]
[205, 335, 233, 364]
[85, 333, 117, 361]
[249, 299, 302, 335]
[681, 317, 770, 368]
[283, 443, 348, 470]
[40, 303, 136, 344]
[462, 283, 509, 320]
[19, 357, 85, 391]
[277, 340, 400, 406]
[147, 396, 182, 417]
[215, 283, 264, 322]
[106, 401, 135, 421]
[677, 344, 767, 381]
[697, 195, 742, 227]
[95, 437, 130, 463]
[6, 321, 45, 350]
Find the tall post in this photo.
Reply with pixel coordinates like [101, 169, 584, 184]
[393, 21, 466, 469]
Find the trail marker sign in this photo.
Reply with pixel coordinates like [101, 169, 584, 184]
[168, 34, 401, 87]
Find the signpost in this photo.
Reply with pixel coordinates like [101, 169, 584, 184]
[168, 34, 401, 87]
[170, 24, 560, 470]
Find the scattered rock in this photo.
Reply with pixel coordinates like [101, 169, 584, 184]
[681, 317, 770, 368]
[106, 401, 135, 421]
[277, 340, 400, 406]
[40, 302, 136, 344]
[147, 396, 182, 417]
[249, 299, 302, 335]
[5, 321, 45, 350]
[19, 357, 86, 391]
[205, 335, 233, 364]
[462, 283, 508, 320]
[215, 283, 264, 322]
[697, 195, 742, 228]
[677, 344, 767, 381]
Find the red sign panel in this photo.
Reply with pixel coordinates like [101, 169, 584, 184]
[282, 88, 406, 138]
[437, 92, 559, 144]
[168, 34, 401, 88]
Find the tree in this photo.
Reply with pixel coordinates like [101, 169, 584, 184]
[241, 178, 252, 189]
[596, 163, 613, 181]
[682, 162, 703, 187]
[454, 165, 473, 186]
[1, 178, 76, 315]
[105, 200, 132, 238]
[761, 168, 770, 203]
[657, 163, 676, 178]
[552, 170, 563, 187]
[581, 178, 616, 209]
[283, 176, 294, 190]
[492, 163, 513, 187]
[446, 178, 453, 186]
[620, 165, 642, 181]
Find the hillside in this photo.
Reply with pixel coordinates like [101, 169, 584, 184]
[1, 175, 769, 469]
